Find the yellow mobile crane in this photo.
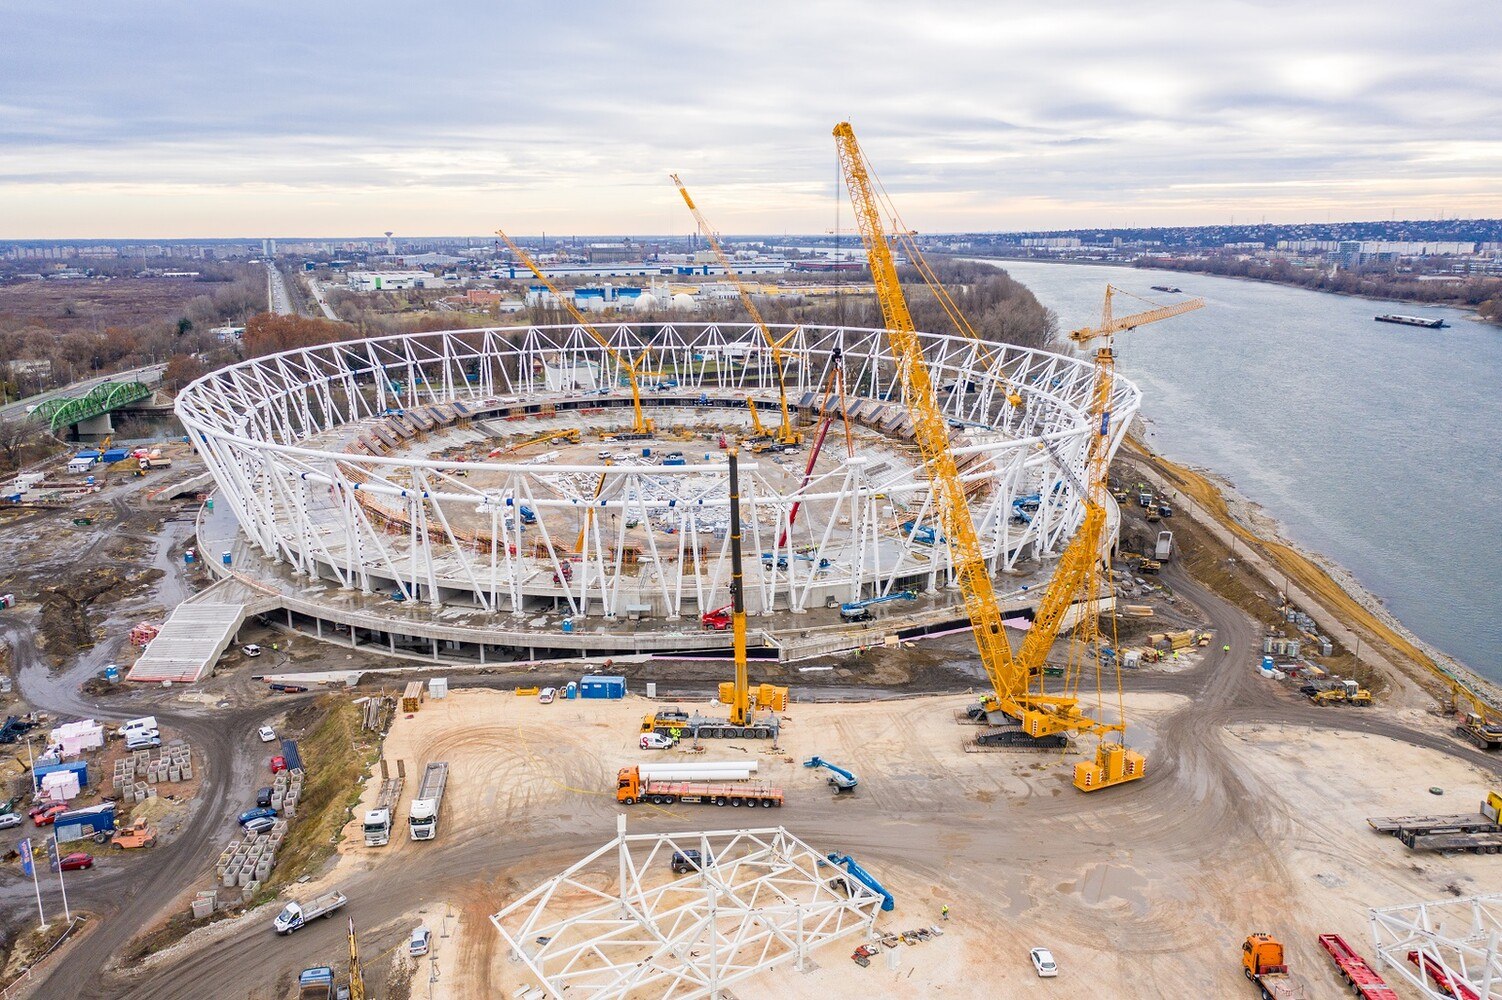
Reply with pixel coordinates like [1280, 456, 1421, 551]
[495, 229, 654, 437]
[640, 448, 787, 740]
[835, 121, 1193, 791]
[670, 174, 802, 447]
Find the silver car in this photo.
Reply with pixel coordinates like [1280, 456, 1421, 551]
[0, 813, 22, 830]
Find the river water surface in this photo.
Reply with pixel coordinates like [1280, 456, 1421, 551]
[985, 259, 1501, 681]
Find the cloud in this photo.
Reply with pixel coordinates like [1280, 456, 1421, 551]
[1, 0, 1497, 236]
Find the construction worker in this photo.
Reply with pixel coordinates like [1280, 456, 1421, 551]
[1222, 643, 1230, 653]
[941, 904, 950, 920]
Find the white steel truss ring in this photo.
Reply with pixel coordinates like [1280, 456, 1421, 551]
[178, 323, 1139, 620]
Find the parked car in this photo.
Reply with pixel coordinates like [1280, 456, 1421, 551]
[257, 725, 277, 743]
[238, 806, 277, 826]
[640, 732, 678, 751]
[1030, 947, 1058, 978]
[53, 852, 94, 872]
[30, 803, 67, 826]
[0, 812, 22, 830]
[255, 786, 274, 808]
[408, 925, 432, 957]
[126, 734, 162, 750]
[242, 816, 277, 835]
[270, 755, 288, 773]
[242, 644, 263, 658]
[538, 687, 557, 704]
[670, 850, 714, 874]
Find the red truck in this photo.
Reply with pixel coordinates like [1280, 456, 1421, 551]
[615, 766, 782, 808]
[1317, 934, 1399, 1000]
[701, 606, 731, 631]
[1407, 950, 1481, 1000]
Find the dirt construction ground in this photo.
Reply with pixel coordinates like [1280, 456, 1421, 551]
[313, 687, 1502, 999]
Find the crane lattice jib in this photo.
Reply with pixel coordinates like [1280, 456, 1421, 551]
[670, 174, 799, 444]
[832, 122, 1031, 717]
[32, 380, 152, 433]
[495, 229, 651, 434]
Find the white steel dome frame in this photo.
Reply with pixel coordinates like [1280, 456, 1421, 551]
[178, 322, 1139, 621]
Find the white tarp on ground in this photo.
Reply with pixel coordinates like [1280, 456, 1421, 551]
[40, 770, 80, 802]
[49, 720, 105, 755]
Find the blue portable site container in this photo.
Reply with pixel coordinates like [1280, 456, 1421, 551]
[641, 448, 651, 457]
[76, 449, 101, 460]
[54, 803, 115, 843]
[101, 448, 128, 463]
[579, 674, 626, 699]
[33, 759, 88, 788]
[561, 619, 574, 634]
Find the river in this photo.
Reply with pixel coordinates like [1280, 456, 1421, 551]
[983, 259, 1501, 681]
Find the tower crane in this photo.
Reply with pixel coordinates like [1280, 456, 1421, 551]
[670, 174, 802, 446]
[495, 229, 653, 436]
[835, 121, 1178, 791]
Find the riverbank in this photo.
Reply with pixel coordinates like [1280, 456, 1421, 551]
[960, 252, 1500, 324]
[1122, 433, 1502, 718]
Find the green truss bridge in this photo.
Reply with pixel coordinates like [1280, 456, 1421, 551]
[31, 380, 154, 434]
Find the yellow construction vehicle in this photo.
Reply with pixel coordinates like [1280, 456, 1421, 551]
[495, 230, 653, 436]
[347, 918, 365, 1000]
[639, 448, 787, 740]
[834, 123, 1201, 790]
[670, 174, 802, 447]
[1311, 679, 1372, 706]
[498, 427, 580, 456]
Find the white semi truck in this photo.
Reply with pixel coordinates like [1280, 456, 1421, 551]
[363, 762, 406, 847]
[409, 762, 449, 841]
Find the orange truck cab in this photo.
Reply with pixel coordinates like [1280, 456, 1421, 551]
[1244, 933, 1287, 977]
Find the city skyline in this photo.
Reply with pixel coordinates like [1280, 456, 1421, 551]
[4, 1, 1497, 239]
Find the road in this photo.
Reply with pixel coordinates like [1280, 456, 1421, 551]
[0, 363, 168, 423]
[265, 263, 295, 316]
[305, 278, 340, 321]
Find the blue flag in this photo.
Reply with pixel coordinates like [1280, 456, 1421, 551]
[19, 837, 33, 878]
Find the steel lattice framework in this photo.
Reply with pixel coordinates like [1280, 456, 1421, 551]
[178, 323, 1139, 620]
[490, 819, 886, 999]
[1372, 893, 1502, 999]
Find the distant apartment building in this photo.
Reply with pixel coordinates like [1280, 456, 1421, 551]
[1021, 237, 1082, 249]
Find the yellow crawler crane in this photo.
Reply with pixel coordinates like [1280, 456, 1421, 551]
[670, 173, 802, 446]
[834, 122, 1201, 790]
[495, 229, 654, 436]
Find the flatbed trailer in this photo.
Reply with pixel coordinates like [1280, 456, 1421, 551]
[616, 766, 782, 807]
[1408, 950, 1482, 1000]
[1317, 934, 1400, 1000]
[1368, 810, 1502, 852]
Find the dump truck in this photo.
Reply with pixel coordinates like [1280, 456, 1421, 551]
[110, 818, 157, 850]
[1242, 933, 1310, 999]
[616, 765, 783, 808]
[409, 762, 448, 841]
[297, 966, 351, 1000]
[273, 890, 348, 934]
[1155, 530, 1174, 561]
[363, 762, 405, 847]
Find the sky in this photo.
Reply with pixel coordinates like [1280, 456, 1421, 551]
[1, 1, 1497, 239]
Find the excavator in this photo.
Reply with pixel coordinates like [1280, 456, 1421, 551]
[834, 122, 1202, 791]
[671, 174, 802, 447]
[640, 448, 788, 740]
[495, 230, 654, 437]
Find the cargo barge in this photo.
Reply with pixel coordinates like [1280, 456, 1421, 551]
[1375, 314, 1446, 329]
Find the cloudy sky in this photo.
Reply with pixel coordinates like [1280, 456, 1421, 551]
[2, 1, 1496, 239]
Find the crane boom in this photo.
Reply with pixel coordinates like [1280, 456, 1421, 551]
[495, 229, 653, 435]
[832, 123, 1031, 715]
[670, 174, 801, 446]
[1071, 286, 1205, 343]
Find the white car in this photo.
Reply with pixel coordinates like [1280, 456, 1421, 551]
[242, 644, 262, 657]
[640, 732, 678, 750]
[1030, 947, 1058, 978]
[538, 687, 557, 704]
[257, 725, 277, 743]
[409, 925, 432, 957]
[0, 813, 22, 830]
